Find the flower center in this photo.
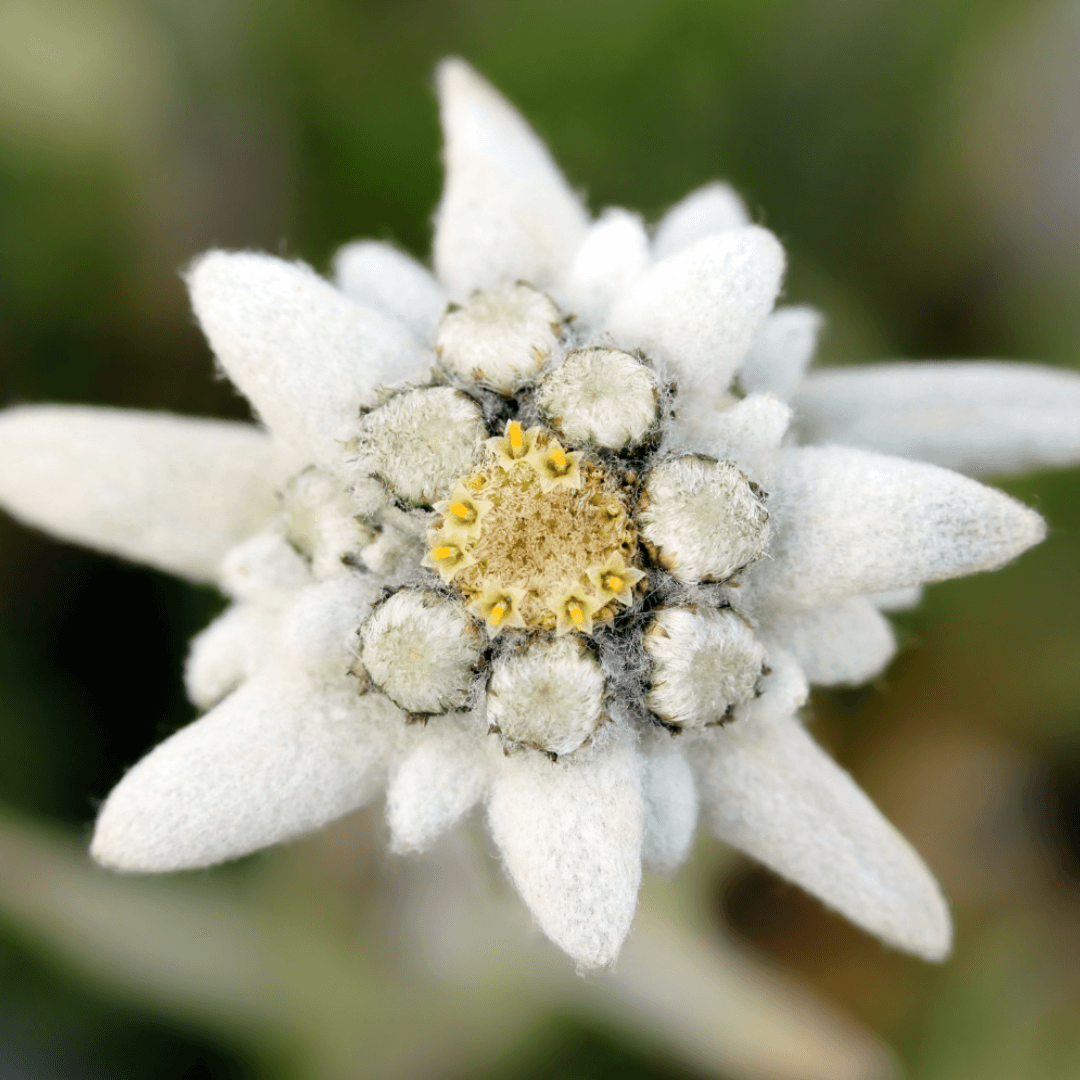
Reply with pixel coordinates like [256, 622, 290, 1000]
[426, 422, 644, 635]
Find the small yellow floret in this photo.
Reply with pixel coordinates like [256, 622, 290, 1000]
[490, 602, 506, 625]
[509, 421, 523, 450]
[450, 502, 471, 519]
[549, 446, 567, 471]
[605, 574, 623, 592]
[432, 546, 453, 560]
[569, 604, 584, 627]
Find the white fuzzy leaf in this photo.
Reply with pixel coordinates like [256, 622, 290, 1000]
[868, 585, 924, 612]
[0, 406, 291, 582]
[332, 241, 446, 343]
[187, 251, 428, 468]
[792, 361, 1080, 477]
[92, 674, 401, 872]
[695, 711, 952, 960]
[387, 721, 490, 853]
[739, 306, 823, 400]
[184, 602, 278, 710]
[652, 182, 750, 261]
[744, 445, 1046, 611]
[486, 732, 644, 969]
[559, 208, 650, 326]
[640, 739, 698, 876]
[765, 597, 897, 687]
[607, 228, 785, 411]
[678, 392, 792, 464]
[433, 58, 589, 299]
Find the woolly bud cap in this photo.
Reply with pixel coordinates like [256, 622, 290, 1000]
[359, 589, 481, 714]
[638, 456, 769, 583]
[537, 348, 660, 450]
[645, 606, 765, 728]
[348, 387, 487, 506]
[436, 283, 561, 394]
[487, 636, 605, 755]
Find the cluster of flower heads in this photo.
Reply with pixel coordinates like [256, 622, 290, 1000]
[1, 59, 1079, 971]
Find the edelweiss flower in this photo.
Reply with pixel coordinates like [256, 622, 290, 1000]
[1, 60, 1076, 971]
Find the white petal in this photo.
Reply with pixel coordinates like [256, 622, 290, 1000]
[652, 182, 750, 261]
[607, 228, 785, 413]
[332, 241, 446, 343]
[744, 446, 1046, 612]
[868, 585, 924, 612]
[677, 392, 792, 465]
[184, 601, 277, 710]
[559, 208, 650, 326]
[433, 58, 589, 299]
[640, 739, 698, 876]
[792, 361, 1080, 477]
[486, 732, 645, 968]
[187, 251, 429, 468]
[695, 711, 951, 960]
[386, 721, 490, 853]
[739, 306, 823, 400]
[0, 406, 291, 582]
[92, 674, 401, 872]
[765, 597, 897, 687]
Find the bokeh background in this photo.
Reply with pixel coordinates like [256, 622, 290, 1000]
[1, 1, 1079, 1077]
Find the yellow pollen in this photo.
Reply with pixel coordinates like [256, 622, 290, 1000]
[550, 447, 567, 471]
[490, 602, 506, 625]
[449, 501, 471, 519]
[509, 421, 523, 449]
[469, 476, 484, 490]
[569, 604, 584, 626]
[433, 546, 453, 560]
[605, 574, 623, 592]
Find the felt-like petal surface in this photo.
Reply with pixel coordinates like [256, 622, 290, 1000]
[92, 674, 401, 872]
[187, 251, 428, 468]
[332, 241, 446, 344]
[184, 601, 278, 710]
[559, 208, 650, 326]
[695, 711, 952, 960]
[868, 585, 924, 612]
[652, 182, 749, 261]
[486, 731, 644, 969]
[792, 361, 1080, 477]
[640, 740, 698, 876]
[744, 446, 1045, 611]
[387, 721, 490, 853]
[0, 406, 291, 582]
[739, 306, 823, 400]
[766, 597, 897, 687]
[433, 58, 588, 299]
[679, 392, 791, 465]
[607, 227, 785, 410]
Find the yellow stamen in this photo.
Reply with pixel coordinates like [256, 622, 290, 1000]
[469, 475, 484, 490]
[432, 546, 453, 561]
[569, 604, 584, 626]
[508, 421, 523, 450]
[490, 602, 506, 625]
[605, 574, 623, 592]
[549, 446, 567, 471]
[449, 501, 471, 519]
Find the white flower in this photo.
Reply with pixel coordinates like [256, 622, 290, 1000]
[0, 58, 1075, 972]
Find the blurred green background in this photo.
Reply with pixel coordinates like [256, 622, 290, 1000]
[1, 0, 1078, 1077]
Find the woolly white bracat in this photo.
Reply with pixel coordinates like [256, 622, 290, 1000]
[359, 590, 481, 714]
[218, 531, 312, 600]
[187, 251, 428, 468]
[869, 585, 924, 612]
[184, 602, 275, 710]
[281, 468, 375, 580]
[536, 347, 659, 450]
[486, 636, 606, 756]
[640, 737, 699, 875]
[680, 392, 792, 465]
[744, 445, 1047, 612]
[739, 306, 824, 401]
[638, 456, 770, 583]
[433, 58, 589, 298]
[332, 241, 446, 343]
[560, 208, 650, 326]
[0, 407, 292, 583]
[791, 361, 1080, 477]
[645, 607, 766, 728]
[607, 227, 785, 409]
[652, 182, 750, 261]
[348, 388, 487, 506]
[486, 730, 644, 969]
[436, 283, 562, 394]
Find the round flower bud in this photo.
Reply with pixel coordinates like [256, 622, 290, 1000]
[348, 387, 487, 506]
[359, 590, 482, 714]
[487, 636, 605, 756]
[436, 283, 561, 394]
[638, 456, 769, 583]
[537, 348, 659, 450]
[645, 606, 765, 729]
